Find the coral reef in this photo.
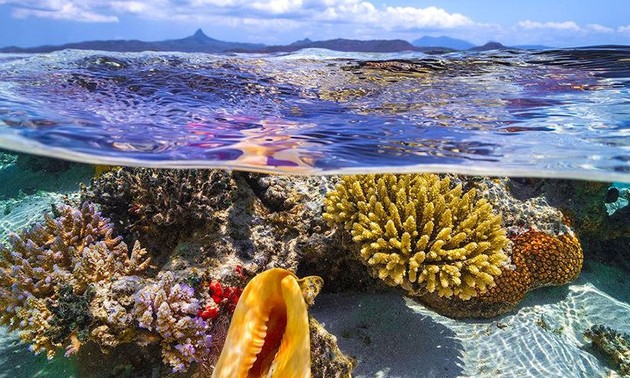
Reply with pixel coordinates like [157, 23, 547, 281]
[0, 202, 150, 357]
[323, 173, 508, 300]
[134, 271, 213, 373]
[89, 276, 144, 350]
[418, 229, 583, 318]
[584, 325, 630, 376]
[508, 178, 630, 272]
[83, 168, 235, 252]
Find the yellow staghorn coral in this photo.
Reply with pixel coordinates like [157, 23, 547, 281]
[323, 174, 508, 300]
[212, 268, 322, 378]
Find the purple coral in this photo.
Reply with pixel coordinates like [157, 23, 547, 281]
[134, 272, 213, 372]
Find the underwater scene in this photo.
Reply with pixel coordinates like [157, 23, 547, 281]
[0, 48, 629, 378]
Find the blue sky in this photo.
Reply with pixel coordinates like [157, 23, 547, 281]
[1, 0, 629, 48]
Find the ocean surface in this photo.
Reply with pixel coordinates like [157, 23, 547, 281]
[0, 47, 629, 181]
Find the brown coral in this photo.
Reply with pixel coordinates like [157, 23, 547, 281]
[83, 167, 235, 252]
[516, 230, 583, 288]
[419, 229, 583, 318]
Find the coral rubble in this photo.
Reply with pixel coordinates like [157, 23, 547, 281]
[584, 325, 630, 376]
[323, 173, 508, 300]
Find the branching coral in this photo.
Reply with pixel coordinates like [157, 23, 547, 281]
[83, 167, 234, 251]
[0, 202, 150, 358]
[323, 173, 508, 300]
[134, 271, 213, 373]
[419, 229, 583, 318]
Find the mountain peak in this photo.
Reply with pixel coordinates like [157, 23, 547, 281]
[192, 29, 213, 42]
[469, 41, 507, 51]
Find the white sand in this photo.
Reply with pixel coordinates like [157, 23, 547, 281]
[311, 261, 630, 378]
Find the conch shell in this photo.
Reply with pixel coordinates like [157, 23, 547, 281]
[212, 268, 323, 378]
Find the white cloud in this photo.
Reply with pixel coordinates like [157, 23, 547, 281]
[251, 0, 305, 14]
[317, 4, 474, 30]
[619, 25, 630, 33]
[3, 0, 478, 32]
[587, 23, 614, 33]
[518, 20, 581, 31]
[11, 2, 119, 22]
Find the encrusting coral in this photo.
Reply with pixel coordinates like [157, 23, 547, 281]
[134, 271, 213, 373]
[0, 202, 150, 357]
[419, 229, 583, 318]
[212, 268, 323, 378]
[323, 173, 509, 300]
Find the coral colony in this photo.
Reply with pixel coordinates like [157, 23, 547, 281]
[0, 168, 602, 376]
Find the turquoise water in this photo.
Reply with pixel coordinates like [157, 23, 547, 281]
[0, 47, 628, 377]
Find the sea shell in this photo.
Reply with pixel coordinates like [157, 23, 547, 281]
[212, 268, 322, 378]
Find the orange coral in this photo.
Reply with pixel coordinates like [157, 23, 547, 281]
[516, 231, 583, 288]
[419, 230, 583, 318]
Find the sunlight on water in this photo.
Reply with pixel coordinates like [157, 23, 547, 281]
[0, 48, 629, 181]
[406, 261, 630, 378]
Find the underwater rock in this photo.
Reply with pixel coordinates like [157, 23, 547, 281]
[482, 177, 572, 237]
[323, 173, 509, 300]
[605, 187, 620, 203]
[309, 317, 356, 378]
[584, 325, 630, 376]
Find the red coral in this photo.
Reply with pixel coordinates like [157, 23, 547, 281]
[199, 277, 244, 319]
[224, 286, 243, 313]
[209, 280, 224, 304]
[198, 304, 219, 320]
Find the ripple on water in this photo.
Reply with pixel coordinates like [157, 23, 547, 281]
[0, 48, 629, 181]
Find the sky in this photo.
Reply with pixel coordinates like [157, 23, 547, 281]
[1, 0, 630, 48]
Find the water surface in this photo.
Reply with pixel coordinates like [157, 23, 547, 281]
[0, 48, 629, 181]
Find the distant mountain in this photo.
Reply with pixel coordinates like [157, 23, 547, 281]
[412, 36, 474, 50]
[236, 38, 455, 54]
[512, 44, 553, 50]
[0, 29, 265, 54]
[468, 42, 508, 52]
[1, 30, 518, 55]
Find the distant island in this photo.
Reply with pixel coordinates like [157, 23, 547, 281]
[0, 29, 549, 54]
